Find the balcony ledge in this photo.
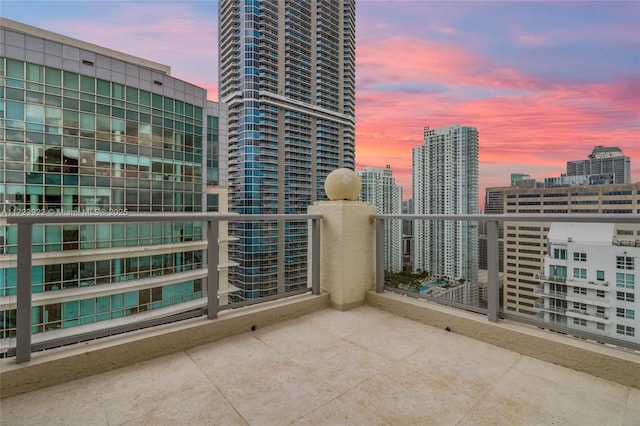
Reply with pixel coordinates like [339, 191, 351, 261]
[367, 290, 639, 389]
[0, 292, 330, 399]
[1, 291, 639, 425]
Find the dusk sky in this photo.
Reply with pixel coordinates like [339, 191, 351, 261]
[3, 1, 639, 205]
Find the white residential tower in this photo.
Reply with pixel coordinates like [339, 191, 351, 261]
[412, 125, 479, 282]
[536, 223, 638, 344]
[357, 165, 403, 272]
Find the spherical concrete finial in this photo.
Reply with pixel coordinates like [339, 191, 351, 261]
[324, 168, 362, 201]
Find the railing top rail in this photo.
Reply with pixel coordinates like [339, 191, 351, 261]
[4, 213, 323, 225]
[373, 213, 640, 224]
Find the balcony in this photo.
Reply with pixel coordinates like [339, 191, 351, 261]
[3, 300, 638, 424]
[533, 285, 567, 300]
[566, 277, 612, 290]
[566, 308, 611, 323]
[534, 300, 567, 314]
[1, 210, 639, 424]
[588, 279, 611, 288]
[535, 272, 567, 284]
[566, 292, 611, 307]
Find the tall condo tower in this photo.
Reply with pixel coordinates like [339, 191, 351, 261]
[219, 0, 356, 299]
[412, 125, 479, 282]
[357, 165, 403, 273]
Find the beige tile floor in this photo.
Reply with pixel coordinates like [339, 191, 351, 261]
[1, 305, 638, 426]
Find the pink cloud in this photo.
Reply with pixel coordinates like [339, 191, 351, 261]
[357, 36, 545, 92]
[355, 36, 640, 205]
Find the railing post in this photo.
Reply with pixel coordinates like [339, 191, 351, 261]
[207, 220, 219, 319]
[311, 217, 320, 295]
[16, 223, 33, 363]
[376, 217, 385, 293]
[487, 220, 500, 322]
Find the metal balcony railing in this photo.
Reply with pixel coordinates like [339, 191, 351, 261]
[539, 305, 568, 315]
[2, 213, 322, 363]
[566, 291, 611, 305]
[373, 213, 640, 351]
[533, 287, 568, 299]
[3, 212, 639, 363]
[587, 279, 610, 288]
[536, 273, 567, 284]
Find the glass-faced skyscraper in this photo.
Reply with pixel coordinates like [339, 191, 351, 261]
[412, 125, 479, 282]
[0, 19, 228, 341]
[219, 0, 356, 299]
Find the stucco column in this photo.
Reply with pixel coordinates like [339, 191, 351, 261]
[308, 200, 376, 311]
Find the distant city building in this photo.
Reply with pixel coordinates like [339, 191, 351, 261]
[536, 222, 638, 344]
[483, 146, 635, 317]
[402, 198, 413, 262]
[412, 125, 479, 282]
[510, 173, 531, 186]
[479, 187, 505, 272]
[219, 0, 357, 299]
[484, 187, 506, 215]
[544, 173, 615, 187]
[503, 183, 640, 316]
[567, 146, 631, 184]
[476, 269, 503, 307]
[357, 165, 403, 272]
[424, 280, 477, 305]
[0, 19, 229, 339]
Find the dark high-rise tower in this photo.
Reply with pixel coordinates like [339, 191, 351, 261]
[219, 0, 356, 299]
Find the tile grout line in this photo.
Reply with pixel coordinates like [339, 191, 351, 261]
[184, 347, 251, 426]
[453, 353, 525, 426]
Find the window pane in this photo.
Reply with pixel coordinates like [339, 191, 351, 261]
[112, 83, 125, 100]
[63, 71, 79, 89]
[97, 79, 110, 96]
[140, 90, 151, 106]
[26, 63, 44, 82]
[45, 107, 62, 125]
[126, 86, 138, 103]
[45, 67, 62, 86]
[6, 101, 24, 121]
[26, 104, 44, 123]
[152, 93, 162, 108]
[63, 109, 79, 128]
[6, 59, 24, 79]
[164, 97, 173, 112]
[80, 113, 95, 130]
[80, 75, 95, 93]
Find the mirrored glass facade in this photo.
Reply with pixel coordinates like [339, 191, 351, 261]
[0, 20, 218, 340]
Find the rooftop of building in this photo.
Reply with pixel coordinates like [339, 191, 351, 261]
[548, 222, 614, 244]
[0, 17, 171, 74]
[504, 181, 640, 193]
[2, 295, 638, 425]
[588, 146, 627, 160]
